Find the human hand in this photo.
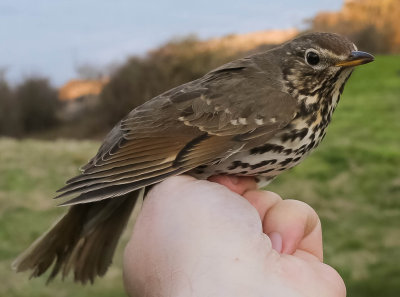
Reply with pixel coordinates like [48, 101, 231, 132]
[123, 175, 346, 297]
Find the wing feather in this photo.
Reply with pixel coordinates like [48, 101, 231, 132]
[56, 55, 298, 205]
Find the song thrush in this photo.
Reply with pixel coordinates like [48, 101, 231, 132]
[13, 32, 374, 283]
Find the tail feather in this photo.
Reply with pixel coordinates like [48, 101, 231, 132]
[12, 190, 140, 284]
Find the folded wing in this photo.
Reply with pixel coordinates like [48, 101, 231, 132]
[56, 57, 298, 205]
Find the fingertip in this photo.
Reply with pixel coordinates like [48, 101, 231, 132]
[298, 218, 323, 262]
[262, 200, 323, 259]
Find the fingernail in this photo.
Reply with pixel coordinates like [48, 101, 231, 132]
[268, 232, 282, 253]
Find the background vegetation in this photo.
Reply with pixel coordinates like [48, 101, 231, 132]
[0, 78, 58, 137]
[311, 0, 400, 54]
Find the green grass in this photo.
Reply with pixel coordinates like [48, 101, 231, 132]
[0, 140, 130, 296]
[1, 55, 400, 296]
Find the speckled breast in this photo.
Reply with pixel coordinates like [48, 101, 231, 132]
[190, 118, 326, 186]
[190, 91, 341, 187]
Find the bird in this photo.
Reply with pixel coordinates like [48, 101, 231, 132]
[12, 32, 374, 284]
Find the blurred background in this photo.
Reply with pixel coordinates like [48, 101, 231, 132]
[0, 0, 399, 296]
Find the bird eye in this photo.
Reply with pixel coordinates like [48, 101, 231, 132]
[305, 50, 320, 66]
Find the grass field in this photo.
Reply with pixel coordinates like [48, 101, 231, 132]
[1, 55, 400, 296]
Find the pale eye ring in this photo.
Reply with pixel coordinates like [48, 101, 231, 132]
[305, 49, 320, 66]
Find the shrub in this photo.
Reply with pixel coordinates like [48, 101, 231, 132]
[0, 79, 22, 136]
[14, 78, 59, 134]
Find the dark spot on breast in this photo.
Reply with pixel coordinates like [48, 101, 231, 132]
[306, 113, 317, 125]
[296, 101, 320, 118]
[321, 104, 329, 117]
[250, 144, 285, 155]
[294, 144, 307, 156]
[306, 140, 316, 151]
[326, 111, 333, 123]
[295, 144, 306, 151]
[313, 123, 322, 132]
[228, 161, 240, 170]
[258, 168, 274, 174]
[228, 161, 250, 170]
[339, 71, 352, 94]
[279, 158, 293, 167]
[283, 148, 293, 155]
[250, 159, 277, 170]
[281, 128, 308, 142]
[295, 103, 307, 119]
[320, 131, 327, 141]
[292, 156, 301, 162]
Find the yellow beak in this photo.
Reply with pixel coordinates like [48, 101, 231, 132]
[335, 51, 375, 67]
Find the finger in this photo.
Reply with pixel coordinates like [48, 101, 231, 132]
[264, 199, 322, 261]
[243, 191, 323, 261]
[208, 175, 258, 195]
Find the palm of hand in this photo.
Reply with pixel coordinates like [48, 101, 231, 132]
[123, 176, 346, 297]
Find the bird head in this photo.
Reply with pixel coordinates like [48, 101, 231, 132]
[277, 32, 374, 100]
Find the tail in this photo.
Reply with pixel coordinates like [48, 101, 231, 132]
[12, 190, 141, 284]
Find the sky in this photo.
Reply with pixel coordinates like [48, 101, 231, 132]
[0, 0, 342, 86]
